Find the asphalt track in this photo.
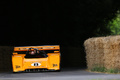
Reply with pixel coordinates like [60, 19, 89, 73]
[0, 68, 120, 80]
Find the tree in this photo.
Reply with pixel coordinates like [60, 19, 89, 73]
[108, 11, 120, 35]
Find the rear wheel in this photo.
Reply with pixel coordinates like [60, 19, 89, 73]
[56, 69, 61, 72]
[13, 71, 19, 73]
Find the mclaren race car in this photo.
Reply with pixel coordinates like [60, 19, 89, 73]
[12, 45, 61, 72]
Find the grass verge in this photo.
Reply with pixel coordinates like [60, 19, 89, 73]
[90, 66, 120, 74]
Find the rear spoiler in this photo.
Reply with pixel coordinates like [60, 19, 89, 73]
[14, 45, 60, 51]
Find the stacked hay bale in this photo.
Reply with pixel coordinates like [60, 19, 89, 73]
[84, 35, 120, 70]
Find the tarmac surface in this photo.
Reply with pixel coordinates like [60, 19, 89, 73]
[0, 68, 120, 80]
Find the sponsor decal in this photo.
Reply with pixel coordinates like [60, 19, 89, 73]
[53, 64, 58, 67]
[43, 47, 55, 49]
[16, 65, 20, 68]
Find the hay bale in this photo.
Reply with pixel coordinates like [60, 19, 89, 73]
[84, 35, 120, 70]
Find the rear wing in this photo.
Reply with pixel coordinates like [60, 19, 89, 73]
[14, 45, 60, 51]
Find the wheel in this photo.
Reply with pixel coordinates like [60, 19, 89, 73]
[13, 71, 19, 73]
[56, 69, 61, 72]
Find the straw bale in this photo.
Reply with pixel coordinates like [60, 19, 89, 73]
[84, 35, 120, 70]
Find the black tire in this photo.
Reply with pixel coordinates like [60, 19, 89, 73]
[56, 69, 61, 72]
[13, 72, 19, 73]
[13, 71, 23, 73]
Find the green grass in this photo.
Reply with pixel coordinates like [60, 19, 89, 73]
[90, 66, 120, 74]
[91, 66, 106, 72]
[107, 68, 120, 73]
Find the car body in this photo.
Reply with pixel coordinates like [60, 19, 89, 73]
[12, 45, 61, 72]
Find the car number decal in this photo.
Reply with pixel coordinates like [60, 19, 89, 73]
[31, 62, 41, 66]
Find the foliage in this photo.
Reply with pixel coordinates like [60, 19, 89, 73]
[91, 66, 106, 72]
[91, 66, 120, 73]
[108, 11, 120, 35]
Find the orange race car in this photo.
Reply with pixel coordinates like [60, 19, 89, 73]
[12, 45, 61, 72]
